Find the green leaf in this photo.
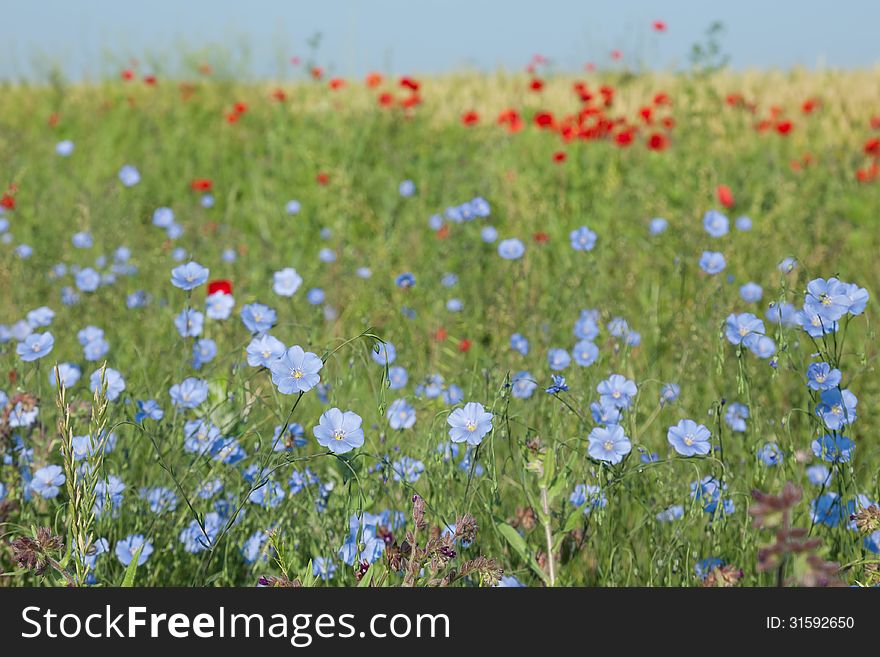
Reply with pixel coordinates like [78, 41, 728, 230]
[496, 522, 550, 585]
[121, 546, 143, 587]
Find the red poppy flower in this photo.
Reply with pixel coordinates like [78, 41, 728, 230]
[864, 138, 880, 157]
[436, 224, 450, 239]
[190, 178, 213, 192]
[615, 130, 634, 146]
[378, 92, 394, 107]
[234, 102, 248, 115]
[271, 88, 286, 102]
[316, 172, 330, 185]
[552, 151, 567, 163]
[653, 92, 671, 106]
[121, 69, 135, 81]
[647, 132, 668, 151]
[652, 20, 667, 32]
[433, 327, 447, 342]
[365, 72, 383, 88]
[610, 50, 622, 61]
[143, 75, 157, 86]
[716, 184, 734, 208]
[529, 78, 544, 92]
[856, 164, 879, 183]
[533, 232, 549, 243]
[639, 106, 653, 123]
[534, 111, 555, 128]
[207, 279, 233, 296]
[458, 339, 472, 353]
[225, 112, 239, 124]
[311, 67, 323, 80]
[0, 194, 15, 210]
[661, 116, 675, 130]
[329, 78, 346, 90]
[400, 93, 421, 109]
[871, 116, 880, 130]
[801, 98, 820, 114]
[399, 76, 420, 91]
[775, 120, 793, 135]
[461, 110, 479, 126]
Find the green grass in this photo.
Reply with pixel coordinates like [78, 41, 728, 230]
[1, 69, 879, 587]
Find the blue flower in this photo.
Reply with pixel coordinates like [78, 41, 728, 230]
[270, 346, 323, 394]
[574, 310, 600, 340]
[387, 398, 416, 430]
[810, 493, 845, 527]
[206, 291, 235, 320]
[391, 457, 425, 483]
[285, 200, 301, 215]
[273, 268, 303, 297]
[806, 464, 831, 486]
[388, 366, 408, 389]
[569, 226, 597, 251]
[312, 557, 336, 581]
[597, 374, 637, 409]
[725, 313, 764, 346]
[660, 383, 680, 405]
[241, 303, 277, 334]
[695, 557, 725, 580]
[447, 402, 493, 446]
[169, 377, 209, 409]
[703, 210, 729, 237]
[805, 277, 850, 323]
[372, 342, 397, 366]
[757, 442, 783, 466]
[249, 481, 285, 508]
[136, 399, 164, 422]
[815, 388, 857, 430]
[246, 334, 286, 368]
[511, 371, 537, 399]
[306, 288, 325, 305]
[318, 247, 336, 263]
[547, 348, 571, 370]
[313, 408, 365, 454]
[481, 225, 498, 243]
[395, 272, 415, 289]
[797, 308, 838, 337]
[89, 367, 126, 401]
[170, 261, 209, 290]
[242, 531, 270, 564]
[399, 179, 416, 197]
[152, 207, 174, 227]
[699, 251, 726, 274]
[498, 238, 525, 260]
[587, 425, 631, 464]
[739, 282, 763, 303]
[656, 505, 685, 522]
[569, 484, 607, 513]
[49, 363, 81, 388]
[56, 140, 74, 156]
[667, 419, 711, 457]
[192, 338, 217, 369]
[572, 340, 599, 367]
[735, 215, 752, 231]
[649, 217, 668, 235]
[30, 465, 65, 499]
[174, 309, 204, 337]
[545, 375, 568, 394]
[590, 401, 621, 425]
[841, 282, 868, 315]
[16, 332, 54, 362]
[118, 165, 140, 187]
[26, 306, 55, 328]
[510, 333, 529, 356]
[724, 402, 749, 432]
[811, 434, 855, 463]
[116, 534, 153, 566]
[140, 487, 177, 513]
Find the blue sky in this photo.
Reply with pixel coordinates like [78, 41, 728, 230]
[5, 0, 879, 81]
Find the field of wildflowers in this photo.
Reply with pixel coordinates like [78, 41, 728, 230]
[1, 53, 879, 587]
